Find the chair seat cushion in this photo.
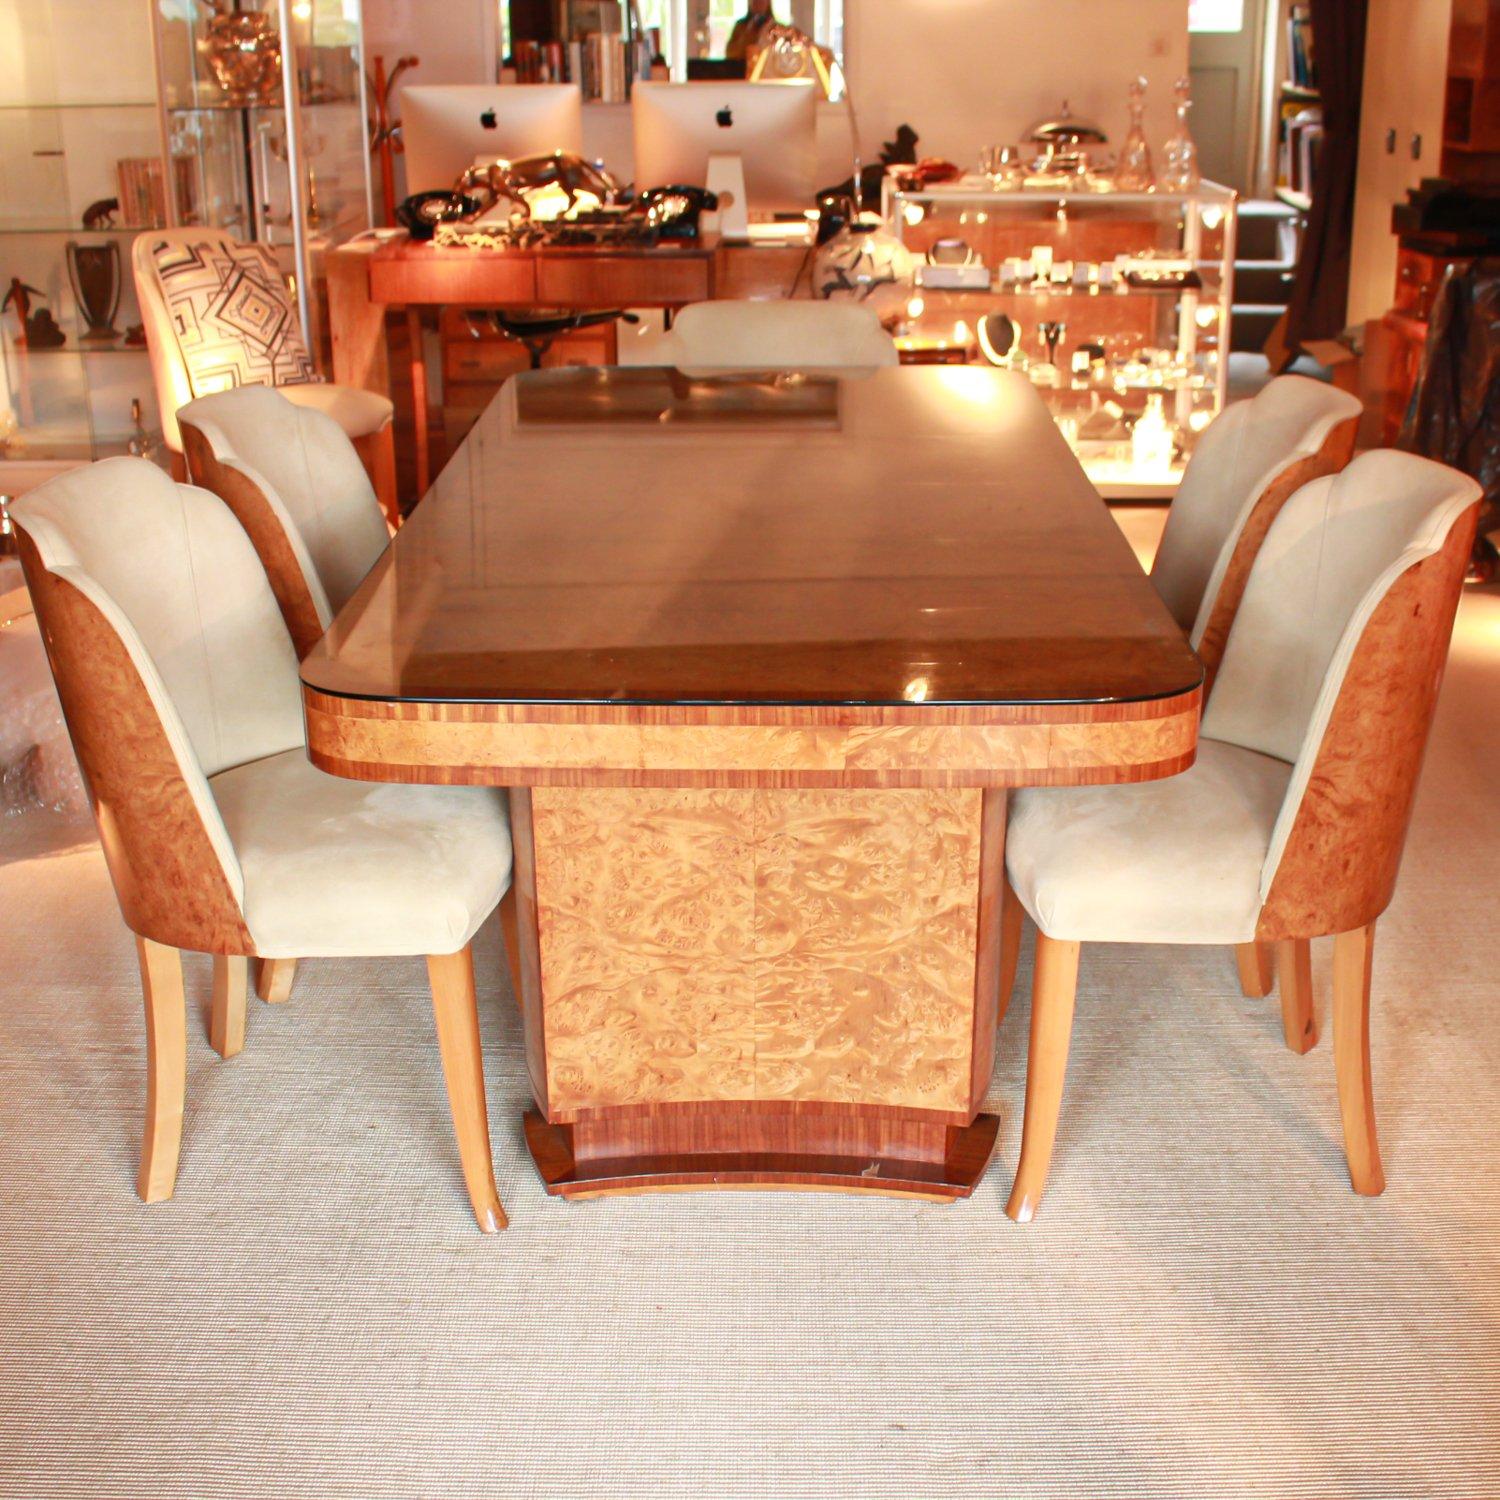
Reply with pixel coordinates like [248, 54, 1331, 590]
[209, 750, 511, 959]
[1006, 739, 1293, 946]
[278, 383, 394, 440]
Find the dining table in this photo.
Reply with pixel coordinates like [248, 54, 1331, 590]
[300, 363, 1203, 1203]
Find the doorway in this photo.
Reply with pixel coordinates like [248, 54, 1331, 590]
[1188, 0, 1268, 193]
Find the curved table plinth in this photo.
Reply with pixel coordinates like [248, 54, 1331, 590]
[524, 1108, 1002, 1202]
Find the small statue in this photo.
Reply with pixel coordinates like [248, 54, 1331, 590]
[1115, 77, 1155, 191]
[1160, 76, 1201, 192]
[1, 279, 65, 348]
[26, 308, 67, 349]
[2, 278, 44, 327]
[82, 197, 120, 230]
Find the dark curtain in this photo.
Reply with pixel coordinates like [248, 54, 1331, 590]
[1280, 0, 1370, 355]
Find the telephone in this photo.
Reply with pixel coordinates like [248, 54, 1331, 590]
[630, 185, 719, 241]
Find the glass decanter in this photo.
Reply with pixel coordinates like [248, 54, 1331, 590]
[1160, 76, 1201, 192]
[1115, 76, 1155, 191]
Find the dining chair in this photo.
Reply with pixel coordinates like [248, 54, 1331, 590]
[661, 299, 898, 373]
[999, 450, 1480, 1221]
[1151, 375, 1361, 687]
[179, 386, 393, 658]
[131, 228, 400, 527]
[12, 458, 512, 1232]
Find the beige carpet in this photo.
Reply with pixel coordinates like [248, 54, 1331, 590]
[1, 552, 1498, 1498]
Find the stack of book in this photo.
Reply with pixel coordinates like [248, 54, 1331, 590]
[1286, 5, 1315, 90]
[115, 157, 198, 228]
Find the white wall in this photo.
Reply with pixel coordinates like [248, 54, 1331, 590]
[844, 0, 1188, 168]
[364, 0, 1190, 182]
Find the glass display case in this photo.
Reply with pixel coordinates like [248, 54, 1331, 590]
[0, 0, 370, 489]
[0, 0, 167, 478]
[883, 176, 1238, 497]
[152, 0, 373, 353]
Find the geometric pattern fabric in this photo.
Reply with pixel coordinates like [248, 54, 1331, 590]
[151, 237, 319, 397]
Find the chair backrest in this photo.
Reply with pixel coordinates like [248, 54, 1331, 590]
[1152, 375, 1361, 679]
[179, 386, 391, 656]
[12, 458, 304, 951]
[662, 300, 898, 374]
[131, 227, 316, 453]
[1202, 449, 1479, 938]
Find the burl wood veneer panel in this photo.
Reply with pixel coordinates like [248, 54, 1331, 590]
[532, 787, 981, 1117]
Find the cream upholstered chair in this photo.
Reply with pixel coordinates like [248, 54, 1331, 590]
[12, 459, 512, 1232]
[661, 299, 898, 373]
[131, 228, 399, 528]
[1152, 375, 1361, 686]
[179, 386, 392, 658]
[1000, 450, 1480, 1221]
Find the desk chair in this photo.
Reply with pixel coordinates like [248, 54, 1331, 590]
[1000, 451, 1480, 1220]
[13, 459, 512, 1231]
[132, 229, 400, 527]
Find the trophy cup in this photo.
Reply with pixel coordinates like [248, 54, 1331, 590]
[66, 241, 122, 343]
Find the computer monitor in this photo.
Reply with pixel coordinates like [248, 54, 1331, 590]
[402, 84, 584, 193]
[631, 81, 817, 218]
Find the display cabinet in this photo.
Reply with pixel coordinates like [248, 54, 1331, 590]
[0, 0, 370, 490]
[883, 177, 1237, 497]
[152, 0, 373, 347]
[0, 0, 167, 481]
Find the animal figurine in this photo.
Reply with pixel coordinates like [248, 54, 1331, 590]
[82, 198, 120, 230]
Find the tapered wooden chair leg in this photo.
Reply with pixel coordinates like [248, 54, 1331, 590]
[1235, 941, 1275, 998]
[136, 938, 188, 1203]
[256, 957, 297, 1005]
[210, 955, 248, 1059]
[997, 876, 1024, 1028]
[427, 946, 507, 1232]
[1332, 923, 1385, 1196]
[1275, 938, 1318, 1053]
[498, 884, 523, 1011]
[1005, 934, 1082, 1224]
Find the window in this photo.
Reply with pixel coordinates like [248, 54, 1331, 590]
[1189, 0, 1246, 32]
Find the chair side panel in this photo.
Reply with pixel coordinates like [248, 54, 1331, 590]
[17, 532, 254, 954]
[1256, 505, 1477, 940]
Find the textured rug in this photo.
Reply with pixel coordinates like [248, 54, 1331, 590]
[0, 569, 1497, 1500]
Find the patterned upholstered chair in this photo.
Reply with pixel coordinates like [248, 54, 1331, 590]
[660, 300, 898, 374]
[1000, 451, 1480, 1220]
[1151, 375, 1362, 689]
[179, 386, 392, 658]
[12, 458, 511, 1231]
[131, 228, 399, 527]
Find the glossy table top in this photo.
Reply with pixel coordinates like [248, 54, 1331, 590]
[301, 365, 1202, 709]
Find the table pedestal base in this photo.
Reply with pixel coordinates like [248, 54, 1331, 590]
[524, 1108, 1001, 1202]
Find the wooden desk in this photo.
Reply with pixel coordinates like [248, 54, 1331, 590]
[327, 234, 810, 495]
[302, 365, 1202, 1204]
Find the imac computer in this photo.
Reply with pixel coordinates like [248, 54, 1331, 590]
[631, 81, 817, 232]
[402, 84, 584, 193]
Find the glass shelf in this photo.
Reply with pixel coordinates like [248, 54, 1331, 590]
[914, 277, 1224, 301]
[162, 96, 360, 113]
[7, 343, 152, 358]
[0, 223, 165, 236]
[0, 100, 158, 111]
